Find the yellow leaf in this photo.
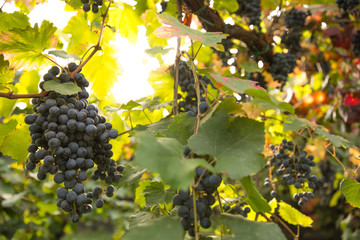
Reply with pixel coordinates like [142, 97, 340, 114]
[82, 44, 122, 100]
[278, 201, 313, 227]
[16, 70, 40, 94]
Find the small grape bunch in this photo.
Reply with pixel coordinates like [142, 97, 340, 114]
[223, 202, 251, 218]
[172, 167, 222, 237]
[265, 139, 318, 206]
[82, 0, 103, 14]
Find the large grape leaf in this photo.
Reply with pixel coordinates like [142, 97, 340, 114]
[284, 115, 317, 132]
[43, 80, 81, 95]
[0, 21, 57, 70]
[63, 12, 98, 56]
[0, 55, 14, 84]
[340, 178, 360, 208]
[240, 176, 271, 212]
[82, 44, 121, 100]
[109, 3, 143, 44]
[166, 113, 196, 145]
[134, 132, 210, 189]
[154, 13, 226, 46]
[121, 216, 183, 240]
[0, 12, 30, 33]
[221, 214, 287, 240]
[188, 109, 265, 180]
[278, 201, 313, 227]
[315, 127, 353, 148]
[0, 119, 31, 162]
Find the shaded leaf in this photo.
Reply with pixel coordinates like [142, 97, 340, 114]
[117, 164, 146, 188]
[166, 113, 196, 145]
[315, 127, 353, 148]
[145, 46, 173, 56]
[278, 201, 313, 227]
[340, 178, 360, 208]
[134, 117, 174, 137]
[239, 62, 263, 73]
[284, 115, 317, 132]
[188, 109, 265, 180]
[136, 180, 174, 207]
[48, 50, 82, 61]
[134, 132, 210, 189]
[154, 13, 226, 46]
[43, 80, 81, 95]
[122, 216, 183, 240]
[210, 73, 265, 92]
[0, 21, 57, 69]
[221, 214, 287, 240]
[240, 176, 271, 212]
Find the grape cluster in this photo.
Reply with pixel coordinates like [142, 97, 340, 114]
[269, 53, 297, 85]
[265, 139, 318, 206]
[176, 61, 213, 116]
[281, 8, 309, 54]
[24, 63, 123, 222]
[352, 30, 360, 57]
[172, 167, 222, 237]
[336, 0, 359, 11]
[81, 0, 102, 13]
[236, 0, 262, 30]
[223, 202, 251, 218]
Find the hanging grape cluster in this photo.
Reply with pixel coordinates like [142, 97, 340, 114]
[336, 0, 359, 11]
[265, 139, 318, 206]
[281, 8, 309, 54]
[24, 63, 123, 223]
[173, 166, 222, 237]
[175, 61, 214, 116]
[352, 30, 360, 57]
[236, 0, 262, 30]
[223, 202, 251, 218]
[269, 53, 297, 85]
[81, 0, 103, 13]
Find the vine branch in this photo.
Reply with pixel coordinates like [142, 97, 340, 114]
[182, 0, 273, 64]
[0, 90, 49, 99]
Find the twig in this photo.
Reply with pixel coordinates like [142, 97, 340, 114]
[41, 53, 66, 72]
[69, 0, 112, 79]
[271, 213, 297, 238]
[0, 90, 48, 99]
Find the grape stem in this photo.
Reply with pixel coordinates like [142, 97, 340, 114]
[0, 89, 49, 99]
[172, 0, 183, 115]
[69, 0, 112, 79]
[270, 213, 297, 239]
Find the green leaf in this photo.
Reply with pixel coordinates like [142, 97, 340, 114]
[117, 165, 146, 187]
[0, 12, 30, 32]
[0, 21, 57, 70]
[0, 98, 16, 118]
[210, 73, 265, 92]
[239, 62, 262, 73]
[154, 13, 226, 46]
[82, 45, 121, 100]
[48, 50, 82, 61]
[340, 178, 360, 208]
[16, 70, 40, 94]
[166, 113, 196, 145]
[134, 118, 174, 136]
[109, 3, 143, 44]
[278, 201, 313, 227]
[188, 109, 265, 180]
[137, 180, 174, 207]
[284, 115, 317, 132]
[213, 0, 239, 12]
[221, 214, 287, 240]
[0, 120, 18, 142]
[121, 216, 183, 240]
[240, 176, 271, 212]
[0, 54, 14, 84]
[0, 119, 30, 162]
[134, 132, 209, 189]
[43, 80, 81, 95]
[145, 46, 173, 56]
[128, 211, 158, 229]
[314, 127, 353, 148]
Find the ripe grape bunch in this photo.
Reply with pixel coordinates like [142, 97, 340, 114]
[269, 53, 297, 86]
[265, 139, 318, 206]
[336, 0, 360, 12]
[281, 8, 309, 54]
[352, 30, 360, 57]
[24, 62, 123, 223]
[176, 61, 214, 116]
[236, 0, 262, 30]
[81, 0, 103, 14]
[223, 202, 251, 218]
[172, 167, 222, 237]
